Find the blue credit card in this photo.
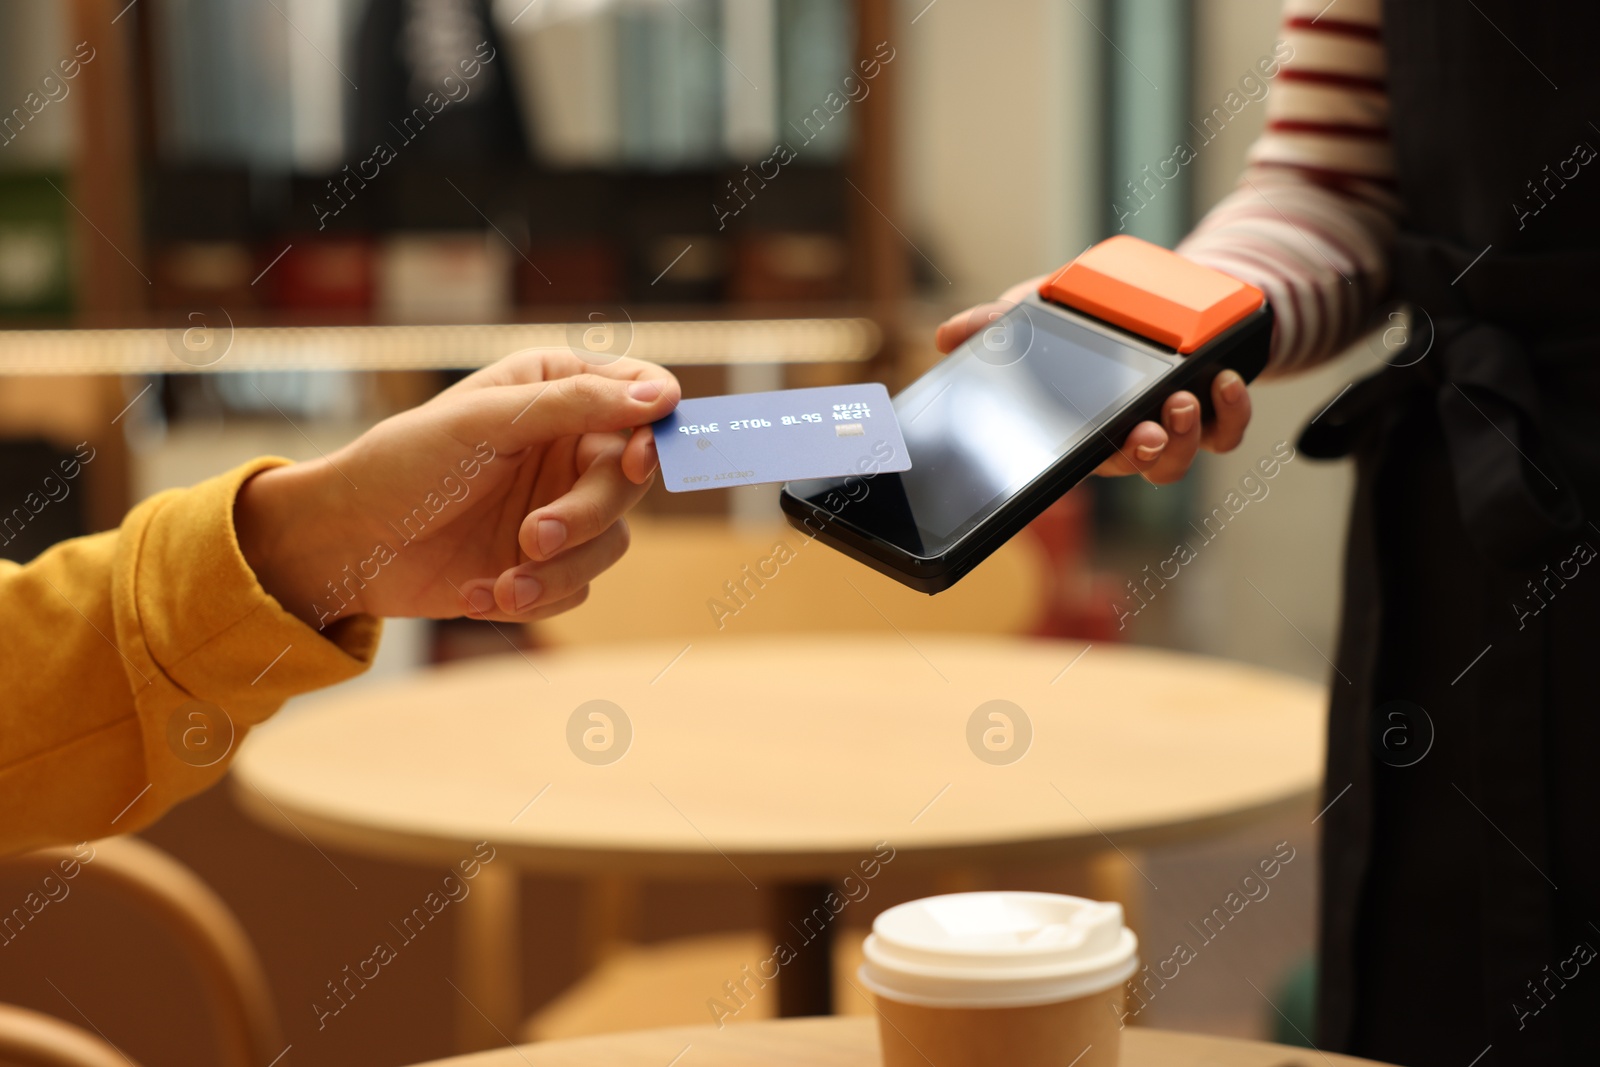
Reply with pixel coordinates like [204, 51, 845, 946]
[652, 383, 911, 492]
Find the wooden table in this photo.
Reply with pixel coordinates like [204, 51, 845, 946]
[408, 1016, 1394, 1066]
[232, 636, 1323, 1049]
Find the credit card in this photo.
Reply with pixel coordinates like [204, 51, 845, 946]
[652, 383, 911, 492]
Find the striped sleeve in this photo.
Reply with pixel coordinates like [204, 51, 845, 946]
[1177, 0, 1401, 373]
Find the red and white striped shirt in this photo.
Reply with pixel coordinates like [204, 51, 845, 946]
[1178, 0, 1398, 372]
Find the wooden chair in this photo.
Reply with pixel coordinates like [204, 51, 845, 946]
[0, 1003, 143, 1067]
[2, 837, 283, 1067]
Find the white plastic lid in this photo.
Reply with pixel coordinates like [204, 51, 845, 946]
[859, 892, 1139, 1009]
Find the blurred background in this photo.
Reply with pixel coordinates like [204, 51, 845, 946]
[0, 1, 1368, 1064]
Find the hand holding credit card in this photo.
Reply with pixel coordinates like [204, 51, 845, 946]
[652, 383, 911, 492]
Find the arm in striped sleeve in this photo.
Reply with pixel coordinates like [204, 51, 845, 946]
[1178, 0, 1402, 373]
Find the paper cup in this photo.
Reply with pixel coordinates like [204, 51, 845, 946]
[860, 892, 1137, 1067]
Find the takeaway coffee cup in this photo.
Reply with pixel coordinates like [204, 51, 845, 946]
[859, 892, 1137, 1067]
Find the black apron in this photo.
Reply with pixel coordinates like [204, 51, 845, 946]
[1303, 3, 1600, 1065]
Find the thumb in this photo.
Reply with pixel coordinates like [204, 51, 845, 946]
[936, 300, 1013, 354]
[934, 275, 1049, 354]
[450, 373, 681, 455]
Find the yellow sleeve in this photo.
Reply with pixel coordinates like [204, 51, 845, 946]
[0, 457, 380, 855]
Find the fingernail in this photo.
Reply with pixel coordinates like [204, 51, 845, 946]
[513, 575, 542, 612]
[466, 587, 495, 616]
[1135, 443, 1165, 462]
[1219, 371, 1245, 404]
[629, 380, 661, 402]
[1169, 402, 1197, 436]
[537, 518, 567, 556]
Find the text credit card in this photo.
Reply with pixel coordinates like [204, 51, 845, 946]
[652, 383, 911, 492]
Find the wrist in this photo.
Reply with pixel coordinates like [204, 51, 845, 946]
[234, 460, 362, 628]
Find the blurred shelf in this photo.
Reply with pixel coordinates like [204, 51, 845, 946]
[25, 0, 907, 383]
[0, 315, 882, 375]
[125, 300, 881, 330]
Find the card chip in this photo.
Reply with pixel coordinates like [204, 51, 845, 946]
[835, 423, 865, 437]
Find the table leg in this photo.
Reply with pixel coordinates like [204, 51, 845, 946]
[1086, 848, 1147, 943]
[1079, 848, 1149, 1028]
[455, 862, 522, 1050]
[764, 882, 836, 1017]
[578, 875, 640, 971]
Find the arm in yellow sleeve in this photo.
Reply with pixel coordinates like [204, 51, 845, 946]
[0, 349, 688, 855]
[0, 458, 379, 855]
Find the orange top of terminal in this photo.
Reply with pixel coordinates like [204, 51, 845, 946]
[1038, 235, 1264, 353]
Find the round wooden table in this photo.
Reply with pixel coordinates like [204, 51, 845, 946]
[406, 1016, 1395, 1066]
[232, 636, 1324, 1049]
